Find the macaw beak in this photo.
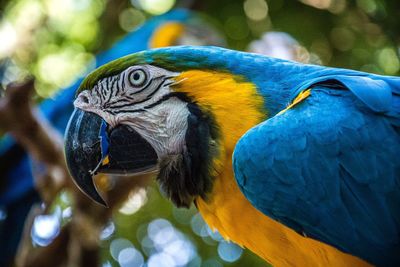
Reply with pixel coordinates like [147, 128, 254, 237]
[64, 108, 158, 206]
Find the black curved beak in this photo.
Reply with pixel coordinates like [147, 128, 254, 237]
[64, 108, 158, 206]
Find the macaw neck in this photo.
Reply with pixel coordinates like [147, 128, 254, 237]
[171, 69, 268, 204]
[173, 70, 267, 156]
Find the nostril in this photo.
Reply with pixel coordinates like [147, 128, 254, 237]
[80, 95, 89, 104]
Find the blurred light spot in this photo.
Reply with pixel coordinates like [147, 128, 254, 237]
[100, 221, 115, 240]
[37, 53, 72, 85]
[301, 0, 346, 13]
[36, 47, 94, 96]
[141, 235, 156, 256]
[13, 1, 44, 32]
[330, 27, 355, 51]
[202, 258, 223, 267]
[118, 247, 144, 267]
[1, 60, 22, 86]
[377, 47, 400, 75]
[45, 0, 92, 21]
[206, 226, 224, 242]
[187, 256, 202, 267]
[175, 21, 225, 47]
[31, 212, 61, 246]
[60, 190, 71, 204]
[356, 0, 377, 14]
[148, 218, 175, 248]
[364, 23, 382, 42]
[67, 17, 99, 46]
[110, 238, 133, 260]
[119, 188, 147, 215]
[0, 207, 7, 221]
[0, 22, 17, 58]
[248, 32, 309, 62]
[49, 166, 64, 186]
[311, 38, 332, 64]
[145, 218, 197, 265]
[91, 0, 107, 17]
[224, 16, 249, 40]
[138, 0, 175, 15]
[328, 0, 347, 14]
[71, 0, 91, 11]
[245, 16, 271, 36]
[62, 207, 72, 220]
[45, 0, 73, 22]
[102, 261, 112, 267]
[119, 8, 145, 32]
[148, 252, 176, 267]
[300, 0, 332, 9]
[163, 239, 195, 265]
[217, 241, 243, 262]
[190, 213, 209, 237]
[243, 0, 268, 21]
[309, 53, 323, 65]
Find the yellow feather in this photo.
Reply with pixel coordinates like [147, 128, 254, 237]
[149, 22, 185, 48]
[173, 70, 265, 154]
[101, 155, 110, 165]
[173, 71, 370, 267]
[277, 89, 311, 116]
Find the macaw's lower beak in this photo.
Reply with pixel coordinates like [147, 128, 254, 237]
[64, 108, 158, 206]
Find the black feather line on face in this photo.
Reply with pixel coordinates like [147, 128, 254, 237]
[156, 99, 219, 208]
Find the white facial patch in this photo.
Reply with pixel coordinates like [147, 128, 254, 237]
[74, 65, 189, 158]
[120, 98, 190, 156]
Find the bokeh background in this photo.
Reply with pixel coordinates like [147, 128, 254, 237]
[0, 0, 399, 266]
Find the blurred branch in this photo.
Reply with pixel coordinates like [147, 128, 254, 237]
[0, 79, 68, 204]
[0, 79, 152, 266]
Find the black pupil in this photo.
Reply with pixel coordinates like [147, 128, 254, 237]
[133, 72, 141, 80]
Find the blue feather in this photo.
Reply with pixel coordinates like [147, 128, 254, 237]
[233, 87, 400, 266]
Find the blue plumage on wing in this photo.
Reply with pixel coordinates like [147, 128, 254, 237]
[233, 87, 400, 266]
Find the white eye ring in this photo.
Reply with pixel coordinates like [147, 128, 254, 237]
[128, 69, 147, 87]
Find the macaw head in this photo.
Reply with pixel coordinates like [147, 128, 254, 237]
[65, 46, 266, 207]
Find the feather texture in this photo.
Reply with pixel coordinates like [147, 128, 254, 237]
[234, 87, 400, 266]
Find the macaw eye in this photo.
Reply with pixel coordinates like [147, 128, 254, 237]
[128, 69, 147, 87]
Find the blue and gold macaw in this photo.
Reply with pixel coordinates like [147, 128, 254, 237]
[0, 10, 223, 266]
[64, 46, 400, 266]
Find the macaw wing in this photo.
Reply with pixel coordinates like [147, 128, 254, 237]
[233, 86, 400, 266]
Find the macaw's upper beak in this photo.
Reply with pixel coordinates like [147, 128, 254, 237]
[64, 108, 158, 207]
